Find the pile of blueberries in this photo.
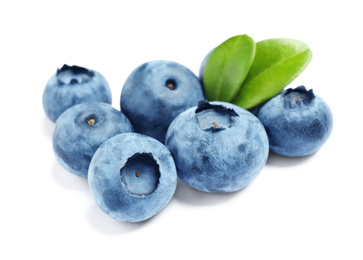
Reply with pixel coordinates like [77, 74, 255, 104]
[43, 59, 333, 223]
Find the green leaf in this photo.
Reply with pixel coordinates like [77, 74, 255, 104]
[232, 38, 312, 109]
[202, 34, 255, 102]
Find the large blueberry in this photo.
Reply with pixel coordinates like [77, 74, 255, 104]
[88, 133, 177, 223]
[165, 101, 269, 193]
[43, 64, 112, 122]
[120, 60, 205, 143]
[53, 102, 134, 178]
[255, 86, 333, 157]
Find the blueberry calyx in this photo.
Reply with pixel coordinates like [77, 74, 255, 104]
[196, 101, 239, 131]
[120, 152, 161, 197]
[165, 79, 177, 90]
[56, 64, 95, 85]
[283, 85, 316, 108]
[87, 118, 96, 126]
[85, 114, 98, 126]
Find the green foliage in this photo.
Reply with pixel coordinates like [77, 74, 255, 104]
[233, 38, 312, 109]
[202, 36, 312, 109]
[202, 34, 255, 102]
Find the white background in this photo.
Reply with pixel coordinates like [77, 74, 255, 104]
[1, 0, 362, 259]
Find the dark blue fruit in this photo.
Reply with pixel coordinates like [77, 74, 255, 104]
[88, 133, 177, 222]
[255, 86, 333, 157]
[165, 101, 269, 193]
[53, 102, 134, 177]
[43, 64, 112, 122]
[120, 60, 205, 143]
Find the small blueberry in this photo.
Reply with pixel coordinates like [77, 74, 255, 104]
[88, 133, 177, 223]
[53, 102, 134, 178]
[120, 60, 206, 143]
[255, 86, 333, 157]
[43, 64, 112, 122]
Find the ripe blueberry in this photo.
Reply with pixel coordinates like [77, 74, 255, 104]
[120, 60, 205, 143]
[88, 133, 177, 222]
[165, 101, 269, 193]
[43, 64, 112, 122]
[255, 86, 333, 157]
[53, 102, 133, 177]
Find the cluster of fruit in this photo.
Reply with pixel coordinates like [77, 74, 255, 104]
[43, 35, 333, 223]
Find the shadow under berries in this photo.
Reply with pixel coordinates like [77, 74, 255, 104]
[266, 150, 315, 168]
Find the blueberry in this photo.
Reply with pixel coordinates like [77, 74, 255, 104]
[43, 64, 112, 122]
[255, 86, 333, 157]
[53, 102, 134, 178]
[120, 60, 206, 143]
[88, 133, 177, 222]
[165, 101, 269, 193]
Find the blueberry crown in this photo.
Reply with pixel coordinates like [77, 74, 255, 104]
[120, 152, 160, 197]
[195, 101, 238, 116]
[57, 64, 94, 77]
[284, 86, 315, 100]
[195, 101, 239, 131]
[283, 86, 315, 108]
[56, 64, 95, 85]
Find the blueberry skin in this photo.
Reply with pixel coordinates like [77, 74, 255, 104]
[53, 102, 134, 178]
[256, 86, 333, 157]
[43, 64, 112, 122]
[165, 101, 269, 193]
[88, 133, 177, 223]
[120, 60, 206, 143]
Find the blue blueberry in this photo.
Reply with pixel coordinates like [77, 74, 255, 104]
[120, 60, 206, 143]
[53, 102, 134, 178]
[255, 86, 333, 157]
[165, 101, 269, 193]
[88, 133, 177, 223]
[43, 64, 112, 122]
